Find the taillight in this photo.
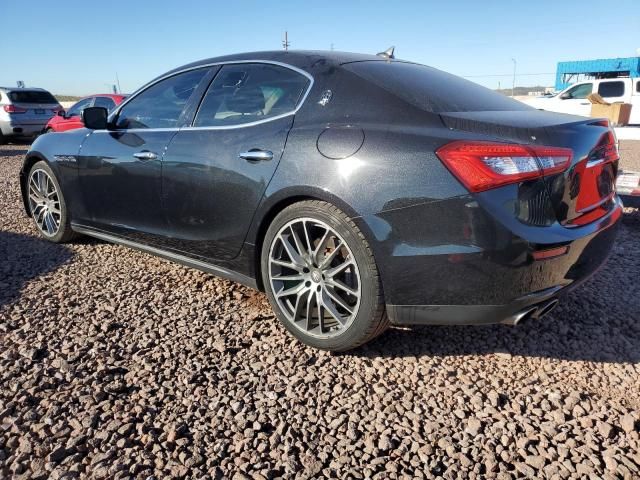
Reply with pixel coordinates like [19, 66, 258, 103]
[435, 141, 572, 193]
[3, 105, 27, 113]
[590, 130, 619, 164]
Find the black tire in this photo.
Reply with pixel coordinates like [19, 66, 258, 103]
[27, 160, 77, 243]
[261, 200, 388, 351]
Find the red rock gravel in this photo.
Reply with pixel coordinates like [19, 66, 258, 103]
[1, 143, 639, 479]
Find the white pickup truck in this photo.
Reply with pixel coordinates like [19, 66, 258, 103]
[522, 77, 640, 125]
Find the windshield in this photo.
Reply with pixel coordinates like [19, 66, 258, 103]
[8, 90, 58, 104]
[343, 61, 533, 113]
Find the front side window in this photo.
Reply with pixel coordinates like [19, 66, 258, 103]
[93, 96, 116, 111]
[116, 69, 207, 129]
[67, 97, 94, 117]
[194, 63, 310, 127]
[598, 81, 625, 98]
[564, 83, 593, 99]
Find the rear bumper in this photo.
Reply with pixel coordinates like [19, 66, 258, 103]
[384, 201, 621, 325]
[387, 285, 564, 325]
[0, 120, 48, 136]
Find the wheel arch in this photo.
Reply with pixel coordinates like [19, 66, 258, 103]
[249, 187, 370, 292]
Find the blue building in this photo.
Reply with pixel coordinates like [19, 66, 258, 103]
[555, 57, 640, 91]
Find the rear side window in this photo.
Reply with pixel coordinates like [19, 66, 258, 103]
[342, 61, 531, 113]
[194, 63, 310, 127]
[8, 90, 57, 104]
[598, 81, 625, 98]
[93, 96, 116, 111]
[116, 68, 207, 129]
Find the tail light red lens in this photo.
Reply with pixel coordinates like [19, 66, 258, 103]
[3, 105, 27, 113]
[592, 130, 619, 164]
[436, 141, 573, 192]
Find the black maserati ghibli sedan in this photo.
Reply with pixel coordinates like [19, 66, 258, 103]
[20, 50, 622, 351]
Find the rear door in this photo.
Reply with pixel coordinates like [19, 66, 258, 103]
[631, 79, 640, 124]
[75, 68, 211, 243]
[596, 80, 626, 103]
[161, 62, 312, 260]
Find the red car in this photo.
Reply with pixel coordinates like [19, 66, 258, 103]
[44, 94, 126, 132]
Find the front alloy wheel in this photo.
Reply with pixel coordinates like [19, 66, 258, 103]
[27, 160, 76, 243]
[28, 168, 62, 237]
[262, 200, 388, 351]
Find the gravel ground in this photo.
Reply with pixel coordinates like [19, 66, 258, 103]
[1, 142, 639, 479]
[619, 140, 640, 172]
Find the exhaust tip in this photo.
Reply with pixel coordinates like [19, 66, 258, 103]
[536, 299, 559, 319]
[503, 306, 538, 326]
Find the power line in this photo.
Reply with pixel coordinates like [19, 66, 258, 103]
[462, 72, 555, 78]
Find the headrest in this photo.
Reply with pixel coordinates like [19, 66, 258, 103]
[226, 87, 265, 114]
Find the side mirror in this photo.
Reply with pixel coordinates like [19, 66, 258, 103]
[57, 110, 66, 118]
[82, 107, 108, 130]
[559, 92, 571, 100]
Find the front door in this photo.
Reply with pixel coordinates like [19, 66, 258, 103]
[161, 62, 312, 260]
[75, 67, 210, 243]
[61, 97, 94, 131]
[556, 82, 593, 117]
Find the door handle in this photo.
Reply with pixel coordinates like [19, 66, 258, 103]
[133, 151, 158, 161]
[238, 149, 273, 162]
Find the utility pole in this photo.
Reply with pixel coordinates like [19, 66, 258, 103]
[330, 43, 334, 51]
[511, 58, 517, 97]
[115, 72, 122, 94]
[282, 31, 290, 51]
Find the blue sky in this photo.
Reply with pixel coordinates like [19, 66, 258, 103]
[3, 0, 639, 95]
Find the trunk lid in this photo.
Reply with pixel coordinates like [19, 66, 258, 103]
[440, 110, 618, 226]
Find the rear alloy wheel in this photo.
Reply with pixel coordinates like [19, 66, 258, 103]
[262, 200, 388, 351]
[27, 161, 76, 243]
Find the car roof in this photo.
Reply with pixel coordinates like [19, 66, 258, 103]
[80, 93, 127, 100]
[0, 86, 50, 93]
[165, 50, 395, 76]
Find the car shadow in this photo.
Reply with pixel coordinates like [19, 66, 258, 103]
[0, 231, 74, 309]
[353, 211, 640, 363]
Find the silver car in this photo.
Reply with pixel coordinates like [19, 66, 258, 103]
[0, 87, 61, 143]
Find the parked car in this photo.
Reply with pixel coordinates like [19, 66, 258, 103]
[19, 50, 622, 351]
[522, 77, 640, 124]
[0, 87, 61, 143]
[44, 94, 127, 133]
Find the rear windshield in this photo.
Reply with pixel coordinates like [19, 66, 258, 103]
[343, 61, 532, 113]
[8, 90, 58, 104]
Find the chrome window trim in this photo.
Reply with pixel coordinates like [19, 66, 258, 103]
[99, 60, 314, 133]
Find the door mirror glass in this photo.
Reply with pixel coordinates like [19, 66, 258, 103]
[559, 92, 570, 100]
[82, 107, 108, 129]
